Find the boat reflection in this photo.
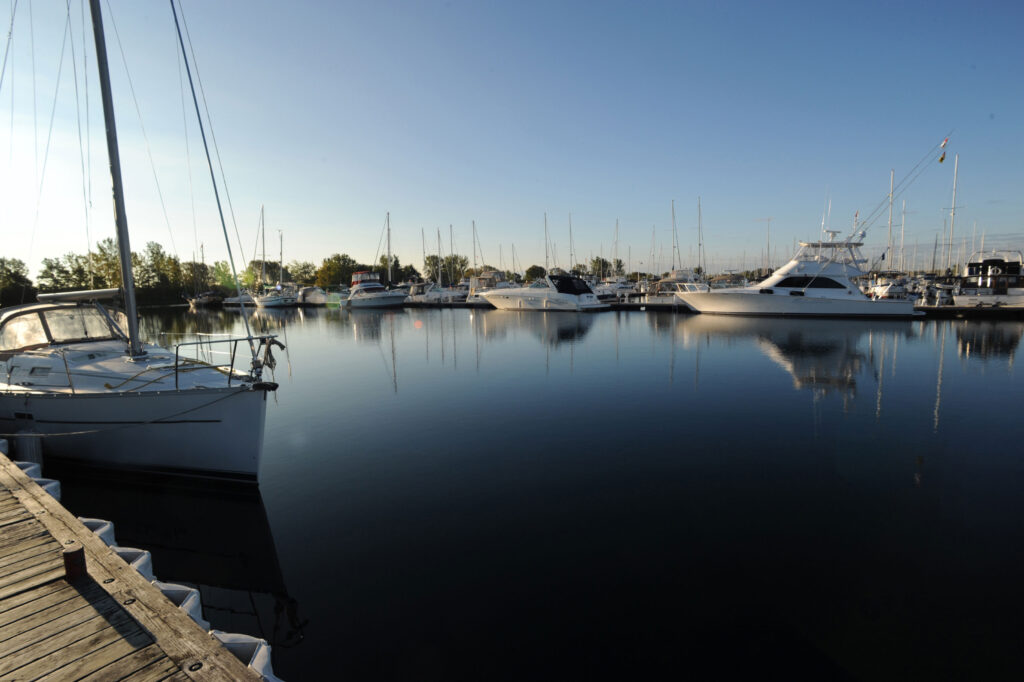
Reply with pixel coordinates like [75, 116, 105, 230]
[955, 321, 1023, 363]
[474, 310, 596, 347]
[676, 316, 916, 401]
[51, 470, 305, 651]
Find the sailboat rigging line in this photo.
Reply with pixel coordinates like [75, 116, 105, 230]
[0, 1, 18, 102]
[177, 42, 198, 264]
[67, 0, 94, 288]
[169, 0, 256, 361]
[172, 1, 247, 271]
[26, 6, 72, 303]
[101, 0, 178, 257]
[846, 133, 952, 240]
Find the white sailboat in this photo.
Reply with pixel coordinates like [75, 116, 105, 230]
[0, 1, 280, 482]
[255, 227, 298, 308]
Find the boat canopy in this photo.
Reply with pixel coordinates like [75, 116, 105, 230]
[0, 303, 128, 353]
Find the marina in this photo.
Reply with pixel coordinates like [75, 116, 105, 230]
[13, 306, 1016, 680]
[1, 1, 1022, 679]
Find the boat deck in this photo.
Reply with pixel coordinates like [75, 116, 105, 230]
[0, 454, 258, 680]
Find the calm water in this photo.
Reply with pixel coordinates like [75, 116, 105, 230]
[55, 307, 1024, 680]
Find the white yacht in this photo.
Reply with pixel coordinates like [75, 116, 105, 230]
[592, 276, 636, 301]
[406, 281, 465, 305]
[675, 233, 920, 317]
[222, 291, 256, 307]
[297, 286, 328, 306]
[481, 273, 609, 311]
[465, 271, 513, 307]
[255, 286, 298, 308]
[953, 251, 1024, 307]
[644, 269, 709, 307]
[346, 271, 407, 308]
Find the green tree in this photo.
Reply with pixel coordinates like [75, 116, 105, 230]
[589, 256, 611, 277]
[287, 260, 317, 285]
[211, 261, 236, 289]
[94, 238, 123, 288]
[525, 265, 546, 282]
[0, 258, 36, 305]
[315, 253, 361, 288]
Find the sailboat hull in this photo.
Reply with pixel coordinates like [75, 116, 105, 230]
[0, 386, 269, 482]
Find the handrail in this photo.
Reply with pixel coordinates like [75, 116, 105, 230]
[173, 334, 278, 390]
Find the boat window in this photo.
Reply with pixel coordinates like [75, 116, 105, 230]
[43, 308, 118, 343]
[529, 280, 549, 288]
[0, 314, 48, 351]
[550, 275, 593, 295]
[776, 276, 846, 289]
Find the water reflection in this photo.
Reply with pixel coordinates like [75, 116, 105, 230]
[956, 321, 1023, 363]
[676, 316, 915, 404]
[476, 311, 596, 347]
[52, 471, 305, 651]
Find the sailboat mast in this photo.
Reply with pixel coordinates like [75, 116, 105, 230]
[946, 154, 959, 272]
[387, 212, 392, 285]
[277, 230, 283, 285]
[671, 200, 678, 270]
[544, 213, 549, 273]
[698, 196, 705, 277]
[887, 168, 894, 266]
[88, 0, 143, 357]
[260, 206, 266, 285]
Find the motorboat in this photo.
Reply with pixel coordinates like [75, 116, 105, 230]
[297, 286, 328, 306]
[406, 281, 465, 305]
[346, 271, 407, 308]
[465, 271, 513, 307]
[325, 286, 351, 307]
[952, 251, 1024, 307]
[222, 291, 255, 306]
[186, 290, 222, 308]
[644, 269, 709, 307]
[480, 273, 609, 311]
[0, 291, 280, 481]
[675, 232, 920, 317]
[0, 2, 281, 482]
[592, 276, 636, 302]
[255, 285, 298, 308]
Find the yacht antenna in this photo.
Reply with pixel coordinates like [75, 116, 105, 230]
[89, 0, 143, 357]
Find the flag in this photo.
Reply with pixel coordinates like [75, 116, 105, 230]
[940, 137, 949, 149]
[939, 151, 946, 163]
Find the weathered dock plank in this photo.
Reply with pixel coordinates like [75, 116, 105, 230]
[0, 455, 260, 680]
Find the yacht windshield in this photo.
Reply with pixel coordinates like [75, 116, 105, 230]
[43, 307, 123, 343]
[550, 275, 593, 295]
[0, 314, 48, 351]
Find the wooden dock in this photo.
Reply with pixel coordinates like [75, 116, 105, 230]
[0, 454, 259, 680]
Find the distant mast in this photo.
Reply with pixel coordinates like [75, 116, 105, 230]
[386, 212, 392, 285]
[946, 154, 959, 272]
[88, 0, 143, 357]
[887, 169, 894, 268]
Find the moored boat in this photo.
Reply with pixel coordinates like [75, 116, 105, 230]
[952, 251, 1024, 307]
[675, 233, 920, 318]
[481, 272, 609, 311]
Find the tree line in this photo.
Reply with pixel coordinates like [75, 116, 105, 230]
[2, 241, 684, 308]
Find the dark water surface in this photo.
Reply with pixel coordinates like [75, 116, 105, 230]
[56, 308, 1024, 680]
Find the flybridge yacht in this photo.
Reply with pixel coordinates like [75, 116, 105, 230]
[0, 290, 280, 481]
[481, 273, 610, 311]
[346, 271, 407, 308]
[675, 232, 920, 317]
[953, 251, 1024, 307]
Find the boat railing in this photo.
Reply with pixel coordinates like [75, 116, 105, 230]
[172, 334, 279, 389]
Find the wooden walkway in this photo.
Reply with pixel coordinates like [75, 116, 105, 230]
[0, 455, 258, 681]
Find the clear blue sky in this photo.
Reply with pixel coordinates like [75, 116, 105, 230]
[3, 0, 1023, 279]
